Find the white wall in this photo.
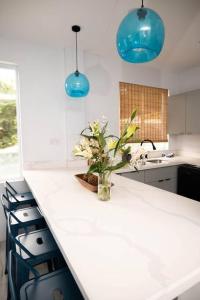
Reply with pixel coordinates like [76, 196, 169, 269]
[169, 134, 200, 156]
[178, 66, 200, 94]
[0, 37, 66, 169]
[161, 70, 180, 96]
[64, 50, 163, 160]
[161, 66, 200, 96]
[167, 66, 200, 154]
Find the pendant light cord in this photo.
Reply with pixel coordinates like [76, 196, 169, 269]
[141, 0, 144, 8]
[75, 32, 78, 72]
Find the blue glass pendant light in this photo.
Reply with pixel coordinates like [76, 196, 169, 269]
[65, 25, 90, 98]
[116, 0, 165, 63]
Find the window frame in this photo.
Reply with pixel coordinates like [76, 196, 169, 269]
[0, 62, 23, 181]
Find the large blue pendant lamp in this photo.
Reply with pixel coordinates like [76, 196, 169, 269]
[65, 25, 90, 98]
[116, 0, 165, 63]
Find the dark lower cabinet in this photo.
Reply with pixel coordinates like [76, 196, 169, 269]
[177, 164, 200, 201]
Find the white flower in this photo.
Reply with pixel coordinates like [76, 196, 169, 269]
[89, 138, 99, 148]
[81, 149, 93, 159]
[90, 121, 100, 136]
[80, 137, 90, 147]
[73, 145, 83, 156]
[130, 147, 146, 165]
[73, 137, 94, 159]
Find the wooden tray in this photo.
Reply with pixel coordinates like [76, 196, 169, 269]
[75, 173, 98, 192]
[75, 174, 114, 193]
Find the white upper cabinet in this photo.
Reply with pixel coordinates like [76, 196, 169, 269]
[186, 89, 200, 134]
[168, 93, 186, 135]
[169, 89, 200, 135]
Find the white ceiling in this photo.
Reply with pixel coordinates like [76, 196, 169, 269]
[0, 0, 200, 72]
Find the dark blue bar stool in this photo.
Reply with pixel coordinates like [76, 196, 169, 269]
[1, 194, 45, 235]
[8, 251, 84, 300]
[8, 215, 65, 288]
[1, 194, 46, 275]
[5, 181, 36, 210]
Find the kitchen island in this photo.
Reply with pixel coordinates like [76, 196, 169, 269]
[24, 168, 200, 300]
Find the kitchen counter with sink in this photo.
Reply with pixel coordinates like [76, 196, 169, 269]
[24, 167, 200, 300]
[116, 155, 200, 174]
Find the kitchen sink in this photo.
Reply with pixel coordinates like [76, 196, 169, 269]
[146, 159, 163, 164]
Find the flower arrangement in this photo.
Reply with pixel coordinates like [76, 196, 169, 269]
[73, 111, 142, 200]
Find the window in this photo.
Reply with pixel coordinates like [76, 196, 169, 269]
[120, 82, 168, 143]
[0, 64, 21, 180]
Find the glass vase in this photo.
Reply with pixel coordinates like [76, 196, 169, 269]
[98, 172, 111, 201]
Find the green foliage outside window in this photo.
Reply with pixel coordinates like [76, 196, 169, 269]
[0, 80, 15, 94]
[0, 101, 17, 149]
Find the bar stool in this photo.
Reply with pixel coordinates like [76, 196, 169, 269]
[1, 194, 45, 235]
[5, 181, 36, 210]
[8, 251, 84, 300]
[1, 194, 46, 275]
[8, 215, 65, 288]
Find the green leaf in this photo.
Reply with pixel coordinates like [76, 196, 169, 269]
[106, 161, 127, 172]
[80, 134, 91, 139]
[101, 122, 108, 135]
[121, 146, 131, 155]
[113, 138, 121, 157]
[120, 110, 138, 140]
[87, 163, 100, 174]
[105, 134, 119, 139]
[131, 110, 137, 121]
[98, 132, 106, 148]
[80, 128, 98, 140]
[80, 127, 90, 135]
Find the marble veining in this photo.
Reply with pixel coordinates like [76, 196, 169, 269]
[24, 168, 200, 300]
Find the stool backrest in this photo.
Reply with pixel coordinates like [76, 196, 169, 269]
[8, 251, 18, 300]
[1, 194, 9, 218]
[7, 214, 34, 259]
[5, 187, 19, 202]
[5, 181, 17, 195]
[1, 194, 21, 224]
[8, 250, 40, 300]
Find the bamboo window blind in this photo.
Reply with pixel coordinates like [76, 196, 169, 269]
[120, 82, 168, 143]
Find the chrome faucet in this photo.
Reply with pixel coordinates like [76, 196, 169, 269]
[140, 139, 156, 150]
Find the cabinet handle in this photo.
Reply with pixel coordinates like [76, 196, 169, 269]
[158, 179, 164, 182]
[165, 178, 171, 181]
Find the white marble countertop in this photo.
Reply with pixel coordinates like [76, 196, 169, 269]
[116, 155, 200, 174]
[24, 167, 200, 300]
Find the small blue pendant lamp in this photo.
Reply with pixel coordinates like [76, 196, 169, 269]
[65, 25, 90, 98]
[116, 0, 165, 63]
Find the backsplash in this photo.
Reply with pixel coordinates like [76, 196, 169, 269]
[169, 134, 200, 157]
